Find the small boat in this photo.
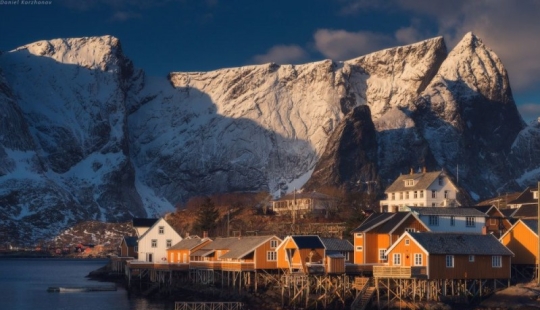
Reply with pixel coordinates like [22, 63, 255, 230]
[47, 285, 117, 292]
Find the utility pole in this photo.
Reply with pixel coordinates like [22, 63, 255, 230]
[537, 181, 539, 284]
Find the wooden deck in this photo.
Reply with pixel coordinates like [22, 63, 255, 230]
[373, 266, 427, 278]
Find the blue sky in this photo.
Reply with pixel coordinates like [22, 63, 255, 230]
[1, 0, 539, 123]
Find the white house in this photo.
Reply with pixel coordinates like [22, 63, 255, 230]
[406, 207, 487, 234]
[137, 217, 183, 263]
[379, 169, 460, 212]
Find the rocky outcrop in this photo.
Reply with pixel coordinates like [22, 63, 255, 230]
[303, 105, 378, 191]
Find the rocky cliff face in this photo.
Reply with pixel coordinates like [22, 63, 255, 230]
[0, 33, 536, 245]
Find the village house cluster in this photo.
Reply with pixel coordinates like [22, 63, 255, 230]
[112, 170, 540, 308]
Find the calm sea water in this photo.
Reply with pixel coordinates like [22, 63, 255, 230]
[0, 258, 174, 310]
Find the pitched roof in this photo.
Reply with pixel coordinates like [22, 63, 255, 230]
[123, 236, 137, 247]
[351, 213, 397, 232]
[320, 238, 353, 252]
[169, 237, 210, 250]
[508, 186, 538, 205]
[408, 232, 513, 256]
[291, 235, 324, 249]
[219, 236, 278, 259]
[476, 192, 521, 207]
[384, 171, 445, 193]
[512, 204, 538, 218]
[408, 207, 486, 217]
[500, 208, 517, 218]
[132, 218, 158, 227]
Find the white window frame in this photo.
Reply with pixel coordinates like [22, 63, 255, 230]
[393, 253, 401, 266]
[492, 255, 502, 268]
[355, 233, 363, 238]
[158, 226, 164, 234]
[270, 240, 278, 248]
[469, 255, 475, 262]
[267, 251, 277, 261]
[405, 179, 414, 187]
[405, 239, 410, 246]
[420, 190, 424, 198]
[151, 239, 157, 248]
[405, 228, 415, 233]
[466, 217, 476, 227]
[446, 255, 454, 268]
[490, 218, 497, 225]
[414, 253, 422, 266]
[432, 191, 436, 198]
[379, 249, 387, 261]
[166, 239, 172, 248]
[356, 246, 363, 252]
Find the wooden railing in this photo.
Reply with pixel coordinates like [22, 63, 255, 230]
[373, 266, 427, 278]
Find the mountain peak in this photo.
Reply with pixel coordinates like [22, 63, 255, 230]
[12, 35, 125, 71]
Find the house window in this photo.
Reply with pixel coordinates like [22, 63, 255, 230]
[490, 218, 496, 225]
[341, 251, 350, 261]
[391, 193, 395, 200]
[134, 246, 138, 252]
[151, 239, 157, 248]
[429, 215, 439, 226]
[432, 191, 436, 198]
[267, 251, 277, 261]
[492, 256, 502, 268]
[158, 226, 164, 234]
[432, 203, 436, 207]
[469, 255, 475, 262]
[379, 249, 387, 261]
[405, 179, 414, 186]
[534, 191, 538, 199]
[414, 191, 418, 199]
[399, 192, 403, 200]
[405, 239, 410, 246]
[270, 240, 278, 248]
[355, 233, 363, 238]
[444, 190, 449, 199]
[356, 246, 363, 252]
[166, 240, 172, 248]
[405, 228, 415, 233]
[450, 216, 455, 226]
[420, 190, 424, 198]
[446, 255, 454, 268]
[466, 217, 476, 227]
[414, 254, 422, 266]
[405, 192, 410, 199]
[438, 177, 443, 185]
[393, 253, 401, 266]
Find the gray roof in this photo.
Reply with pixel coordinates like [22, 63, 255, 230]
[291, 235, 324, 249]
[408, 207, 486, 217]
[385, 171, 443, 193]
[512, 204, 538, 219]
[169, 237, 209, 250]
[351, 212, 415, 233]
[218, 236, 279, 259]
[409, 232, 513, 256]
[320, 238, 353, 252]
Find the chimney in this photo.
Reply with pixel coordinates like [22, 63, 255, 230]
[203, 231, 208, 239]
[482, 226, 487, 235]
[410, 168, 413, 175]
[422, 166, 426, 174]
[185, 232, 190, 238]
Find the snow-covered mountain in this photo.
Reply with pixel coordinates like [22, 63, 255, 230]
[0, 33, 537, 245]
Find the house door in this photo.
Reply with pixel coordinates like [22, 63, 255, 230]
[183, 253, 187, 263]
[148, 253, 153, 262]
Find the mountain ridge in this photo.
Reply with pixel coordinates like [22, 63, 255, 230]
[0, 33, 538, 245]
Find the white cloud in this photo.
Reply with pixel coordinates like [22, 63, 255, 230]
[109, 11, 142, 22]
[252, 45, 308, 65]
[313, 29, 394, 60]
